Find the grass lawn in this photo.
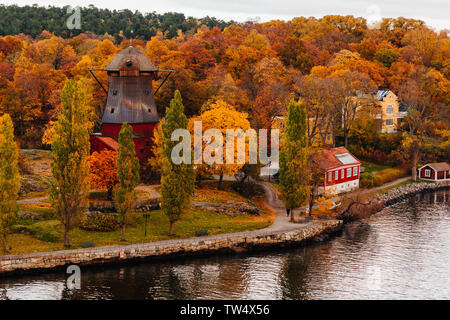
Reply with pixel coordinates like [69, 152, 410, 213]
[361, 161, 389, 174]
[377, 178, 435, 194]
[5, 181, 275, 256]
[4, 208, 274, 256]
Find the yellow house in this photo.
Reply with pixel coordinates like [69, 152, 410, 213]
[374, 89, 407, 133]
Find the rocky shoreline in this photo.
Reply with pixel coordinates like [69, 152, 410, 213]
[378, 181, 450, 207]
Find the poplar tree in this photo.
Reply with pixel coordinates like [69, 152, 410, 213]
[50, 79, 91, 248]
[161, 90, 195, 235]
[278, 99, 309, 222]
[0, 114, 20, 253]
[115, 122, 140, 241]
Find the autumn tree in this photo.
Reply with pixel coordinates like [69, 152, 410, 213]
[89, 149, 119, 200]
[0, 114, 20, 253]
[189, 99, 252, 189]
[161, 90, 195, 235]
[115, 123, 140, 241]
[397, 68, 448, 180]
[50, 79, 91, 248]
[278, 99, 309, 222]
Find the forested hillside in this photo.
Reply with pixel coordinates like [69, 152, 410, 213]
[0, 5, 449, 166]
[0, 5, 231, 40]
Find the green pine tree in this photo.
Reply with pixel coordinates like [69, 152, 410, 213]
[278, 99, 309, 222]
[115, 122, 140, 242]
[50, 79, 91, 248]
[161, 90, 195, 235]
[0, 114, 20, 253]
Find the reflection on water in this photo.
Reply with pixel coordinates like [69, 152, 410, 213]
[1, 190, 449, 300]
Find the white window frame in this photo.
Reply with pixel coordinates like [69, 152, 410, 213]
[353, 166, 358, 176]
[328, 172, 332, 182]
[425, 169, 431, 177]
[341, 169, 345, 178]
[335, 171, 338, 180]
[347, 167, 352, 178]
[386, 105, 394, 114]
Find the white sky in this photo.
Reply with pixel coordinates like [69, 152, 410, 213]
[1, 0, 449, 30]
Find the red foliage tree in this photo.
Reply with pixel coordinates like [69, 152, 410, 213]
[89, 149, 119, 200]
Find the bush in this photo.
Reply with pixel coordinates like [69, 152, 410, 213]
[79, 212, 120, 232]
[231, 181, 265, 198]
[360, 167, 408, 188]
[12, 221, 61, 242]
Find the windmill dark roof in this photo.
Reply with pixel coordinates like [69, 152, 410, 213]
[104, 46, 157, 72]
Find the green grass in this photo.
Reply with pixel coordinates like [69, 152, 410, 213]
[377, 178, 435, 194]
[5, 208, 274, 256]
[361, 161, 389, 174]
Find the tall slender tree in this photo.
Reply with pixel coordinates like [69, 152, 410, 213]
[161, 90, 195, 235]
[115, 123, 140, 242]
[0, 114, 20, 253]
[50, 79, 91, 248]
[278, 99, 309, 222]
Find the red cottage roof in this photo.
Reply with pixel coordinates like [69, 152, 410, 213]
[317, 147, 360, 171]
[423, 162, 450, 172]
[96, 136, 119, 151]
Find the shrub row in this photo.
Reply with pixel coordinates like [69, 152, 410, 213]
[79, 213, 120, 232]
[360, 167, 409, 188]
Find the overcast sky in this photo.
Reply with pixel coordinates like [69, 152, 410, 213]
[2, 0, 449, 30]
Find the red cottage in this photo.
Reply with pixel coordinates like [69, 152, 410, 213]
[89, 46, 171, 163]
[418, 162, 450, 181]
[317, 147, 361, 194]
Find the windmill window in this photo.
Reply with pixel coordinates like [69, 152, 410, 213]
[148, 108, 151, 113]
[112, 90, 118, 96]
[110, 108, 115, 114]
[146, 141, 151, 147]
[144, 90, 149, 95]
[140, 149, 144, 154]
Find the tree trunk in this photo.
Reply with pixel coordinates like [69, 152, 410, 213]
[309, 197, 314, 217]
[344, 130, 348, 149]
[290, 209, 295, 222]
[218, 173, 224, 190]
[121, 224, 126, 241]
[169, 221, 174, 235]
[411, 147, 419, 181]
[64, 224, 70, 248]
[2, 234, 7, 253]
[107, 188, 113, 201]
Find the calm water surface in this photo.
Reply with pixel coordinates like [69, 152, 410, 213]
[1, 190, 449, 300]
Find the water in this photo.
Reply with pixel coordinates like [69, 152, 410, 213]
[1, 190, 449, 300]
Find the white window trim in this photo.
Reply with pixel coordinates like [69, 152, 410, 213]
[425, 169, 431, 177]
[353, 166, 358, 176]
[341, 169, 345, 178]
[335, 171, 338, 180]
[347, 167, 352, 178]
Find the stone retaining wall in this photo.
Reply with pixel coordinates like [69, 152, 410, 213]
[378, 181, 450, 206]
[0, 220, 342, 276]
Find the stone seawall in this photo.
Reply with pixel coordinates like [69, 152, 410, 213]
[0, 220, 342, 276]
[379, 181, 450, 207]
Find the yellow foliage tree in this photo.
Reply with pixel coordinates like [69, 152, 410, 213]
[188, 100, 251, 189]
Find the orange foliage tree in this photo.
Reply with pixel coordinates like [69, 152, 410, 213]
[89, 149, 119, 200]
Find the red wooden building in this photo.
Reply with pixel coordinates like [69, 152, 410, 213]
[89, 45, 172, 163]
[418, 162, 450, 181]
[317, 147, 361, 194]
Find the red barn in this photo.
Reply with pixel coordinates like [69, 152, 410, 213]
[317, 147, 361, 194]
[89, 45, 171, 163]
[418, 162, 450, 181]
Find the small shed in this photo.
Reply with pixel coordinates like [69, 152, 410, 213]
[418, 162, 450, 181]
